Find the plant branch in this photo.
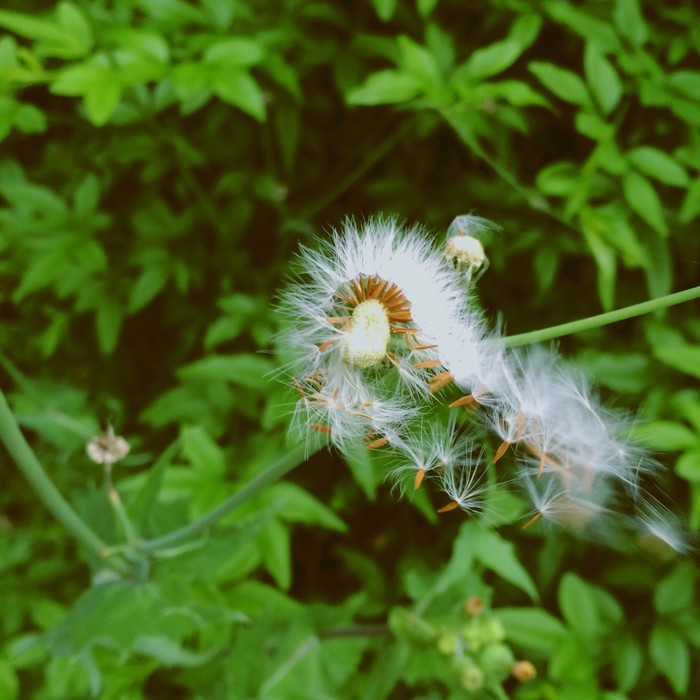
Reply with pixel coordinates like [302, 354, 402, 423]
[139, 441, 318, 552]
[501, 285, 700, 347]
[0, 389, 130, 575]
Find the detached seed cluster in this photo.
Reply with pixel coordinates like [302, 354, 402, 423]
[279, 215, 685, 554]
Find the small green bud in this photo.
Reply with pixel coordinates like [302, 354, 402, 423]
[479, 643, 515, 682]
[458, 661, 485, 693]
[461, 621, 484, 651]
[436, 630, 459, 656]
[479, 617, 506, 644]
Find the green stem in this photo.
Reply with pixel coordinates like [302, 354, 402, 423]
[108, 482, 138, 545]
[140, 441, 316, 552]
[0, 389, 130, 575]
[501, 285, 700, 347]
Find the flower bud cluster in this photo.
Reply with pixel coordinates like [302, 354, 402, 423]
[389, 603, 535, 695]
[279, 215, 685, 553]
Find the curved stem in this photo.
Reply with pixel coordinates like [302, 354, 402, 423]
[140, 441, 317, 552]
[0, 389, 130, 575]
[501, 285, 700, 347]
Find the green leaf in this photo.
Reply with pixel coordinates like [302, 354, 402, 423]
[85, 74, 123, 126]
[95, 299, 122, 354]
[228, 580, 303, 618]
[417, 0, 439, 19]
[614, 0, 648, 47]
[133, 635, 217, 667]
[627, 146, 689, 187]
[263, 482, 347, 532]
[495, 608, 568, 654]
[181, 425, 225, 476]
[653, 345, 700, 379]
[397, 36, 441, 84]
[128, 267, 168, 313]
[343, 442, 379, 500]
[473, 529, 539, 601]
[204, 38, 264, 67]
[632, 421, 699, 451]
[536, 160, 578, 196]
[457, 15, 541, 83]
[73, 174, 100, 217]
[581, 221, 617, 311]
[677, 451, 700, 482]
[211, 69, 266, 121]
[370, 0, 397, 21]
[0, 4, 91, 59]
[546, 2, 620, 52]
[0, 658, 19, 700]
[668, 71, 700, 99]
[654, 564, 695, 616]
[177, 354, 275, 390]
[346, 70, 423, 105]
[649, 624, 690, 695]
[260, 518, 291, 589]
[612, 636, 643, 692]
[622, 171, 668, 236]
[529, 62, 591, 107]
[558, 573, 604, 642]
[680, 179, 700, 224]
[584, 43, 622, 115]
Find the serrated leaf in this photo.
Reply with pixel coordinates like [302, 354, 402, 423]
[627, 146, 689, 187]
[649, 625, 689, 695]
[623, 171, 668, 236]
[584, 43, 622, 115]
[529, 61, 591, 107]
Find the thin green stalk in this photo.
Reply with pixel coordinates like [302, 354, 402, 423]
[501, 285, 700, 347]
[140, 441, 317, 552]
[0, 389, 130, 575]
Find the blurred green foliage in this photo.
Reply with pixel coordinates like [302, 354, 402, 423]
[1, 0, 699, 697]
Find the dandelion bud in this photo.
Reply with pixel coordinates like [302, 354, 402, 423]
[444, 234, 486, 275]
[512, 659, 537, 682]
[464, 596, 484, 616]
[86, 426, 129, 465]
